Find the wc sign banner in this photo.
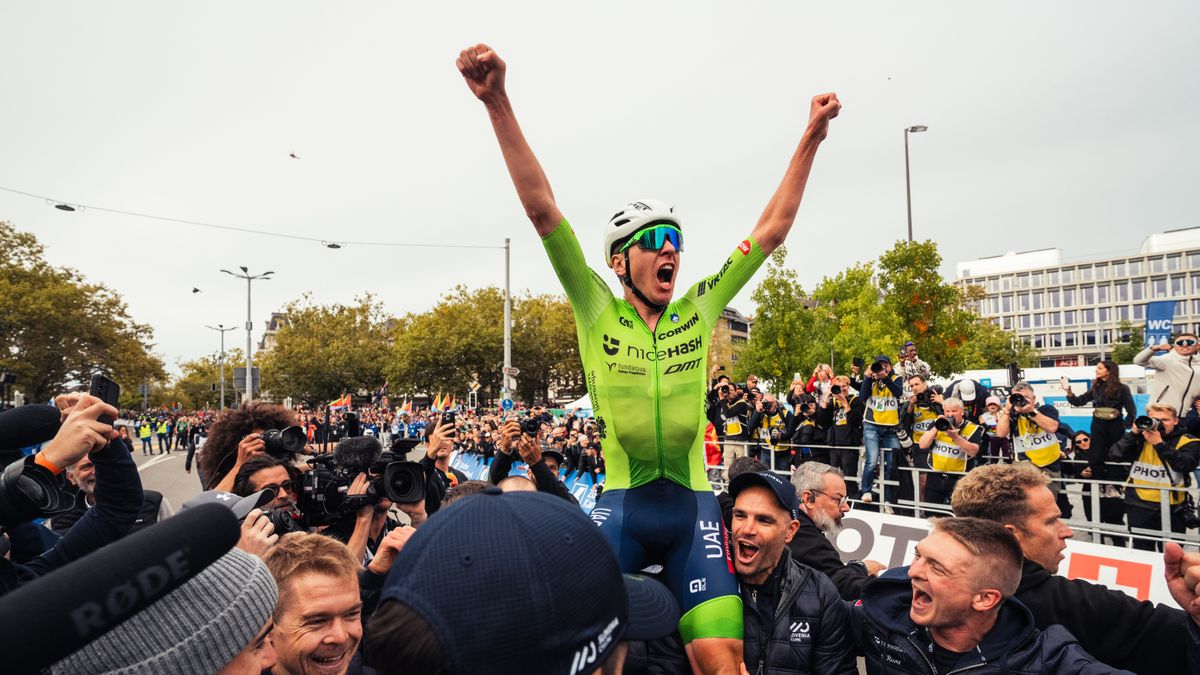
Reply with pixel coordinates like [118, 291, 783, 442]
[1145, 301, 1176, 346]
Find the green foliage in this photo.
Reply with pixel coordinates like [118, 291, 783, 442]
[737, 239, 1041, 384]
[256, 295, 389, 405]
[0, 221, 165, 402]
[1111, 320, 1144, 364]
[384, 286, 581, 405]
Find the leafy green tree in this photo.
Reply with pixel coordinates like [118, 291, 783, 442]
[957, 321, 1041, 369]
[733, 247, 818, 386]
[511, 293, 583, 404]
[256, 295, 389, 405]
[1111, 320, 1145, 364]
[877, 240, 980, 376]
[385, 286, 506, 403]
[0, 221, 165, 402]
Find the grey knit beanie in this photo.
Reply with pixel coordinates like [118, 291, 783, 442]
[51, 548, 278, 674]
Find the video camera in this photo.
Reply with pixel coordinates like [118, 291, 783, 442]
[296, 436, 425, 526]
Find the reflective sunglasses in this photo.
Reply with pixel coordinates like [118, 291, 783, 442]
[620, 223, 683, 253]
[261, 480, 297, 494]
[1176, 338, 1198, 347]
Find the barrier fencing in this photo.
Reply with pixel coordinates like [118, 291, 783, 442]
[705, 439, 1200, 550]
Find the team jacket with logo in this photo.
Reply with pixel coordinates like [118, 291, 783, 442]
[542, 219, 766, 491]
[740, 548, 856, 675]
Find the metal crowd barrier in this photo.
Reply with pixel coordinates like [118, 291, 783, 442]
[705, 439, 1200, 550]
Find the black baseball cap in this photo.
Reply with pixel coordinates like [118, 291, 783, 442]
[380, 489, 678, 673]
[729, 471, 799, 521]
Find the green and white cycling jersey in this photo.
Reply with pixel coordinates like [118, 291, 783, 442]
[542, 219, 766, 491]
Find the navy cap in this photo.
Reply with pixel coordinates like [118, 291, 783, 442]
[380, 490, 678, 674]
[729, 471, 799, 521]
[542, 449, 567, 467]
[873, 354, 893, 365]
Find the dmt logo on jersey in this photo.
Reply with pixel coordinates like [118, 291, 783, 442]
[789, 621, 811, 643]
[602, 335, 620, 356]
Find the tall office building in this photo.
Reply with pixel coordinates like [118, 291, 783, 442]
[955, 227, 1200, 367]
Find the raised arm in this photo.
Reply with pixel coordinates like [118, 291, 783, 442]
[750, 93, 841, 255]
[458, 43, 563, 236]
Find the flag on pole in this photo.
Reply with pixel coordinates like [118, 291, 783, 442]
[329, 393, 352, 410]
[445, 394, 455, 411]
[402, 398, 412, 415]
[432, 393, 443, 411]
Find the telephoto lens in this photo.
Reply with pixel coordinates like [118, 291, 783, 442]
[830, 384, 841, 395]
[870, 361, 885, 374]
[1134, 415, 1160, 432]
[934, 417, 952, 432]
[1008, 393, 1027, 408]
[261, 426, 306, 457]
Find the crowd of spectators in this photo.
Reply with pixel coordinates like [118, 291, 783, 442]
[6, 335, 1200, 673]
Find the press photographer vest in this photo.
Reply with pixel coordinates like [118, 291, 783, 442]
[756, 412, 785, 450]
[833, 395, 857, 426]
[930, 421, 981, 473]
[1128, 436, 1197, 505]
[865, 380, 900, 426]
[911, 404, 939, 435]
[1013, 414, 1060, 467]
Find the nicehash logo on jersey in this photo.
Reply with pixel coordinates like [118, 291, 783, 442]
[789, 621, 811, 643]
[602, 335, 620, 356]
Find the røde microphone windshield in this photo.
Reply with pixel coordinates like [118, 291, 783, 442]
[0, 404, 62, 453]
[333, 434, 383, 473]
[0, 502, 239, 673]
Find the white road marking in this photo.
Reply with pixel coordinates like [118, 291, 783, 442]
[137, 454, 176, 473]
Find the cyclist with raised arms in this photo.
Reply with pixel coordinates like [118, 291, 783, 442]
[458, 43, 839, 674]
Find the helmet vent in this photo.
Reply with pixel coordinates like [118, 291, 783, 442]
[613, 219, 631, 227]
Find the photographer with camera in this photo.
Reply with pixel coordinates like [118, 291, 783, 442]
[1109, 403, 1200, 550]
[1, 395, 141, 595]
[718, 380, 752, 462]
[200, 402, 305, 492]
[488, 417, 576, 502]
[419, 415, 466, 516]
[994, 382, 1064, 491]
[916, 398, 983, 505]
[816, 376, 862, 492]
[895, 341, 931, 395]
[899, 374, 943, 506]
[747, 394, 788, 470]
[857, 355, 905, 504]
[786, 392, 823, 466]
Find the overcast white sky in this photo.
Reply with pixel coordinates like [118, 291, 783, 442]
[3, 2, 1198, 374]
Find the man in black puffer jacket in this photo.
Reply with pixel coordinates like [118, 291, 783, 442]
[850, 517, 1131, 674]
[729, 471, 855, 674]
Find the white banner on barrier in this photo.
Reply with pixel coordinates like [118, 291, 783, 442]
[832, 510, 1173, 606]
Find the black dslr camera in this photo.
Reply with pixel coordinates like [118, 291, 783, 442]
[519, 417, 541, 437]
[933, 417, 952, 432]
[830, 384, 842, 396]
[261, 426, 307, 458]
[1008, 393, 1027, 408]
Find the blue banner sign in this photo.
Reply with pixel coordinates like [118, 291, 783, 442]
[1145, 300, 1176, 347]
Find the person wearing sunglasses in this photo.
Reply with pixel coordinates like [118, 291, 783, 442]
[458, 42, 840, 674]
[1135, 332, 1200, 433]
[232, 455, 298, 513]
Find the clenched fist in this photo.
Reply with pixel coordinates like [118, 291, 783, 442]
[457, 43, 507, 103]
[807, 93, 841, 142]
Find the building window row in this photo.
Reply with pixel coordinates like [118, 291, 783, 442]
[965, 252, 1200, 292]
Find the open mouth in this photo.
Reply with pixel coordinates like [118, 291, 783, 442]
[911, 587, 933, 612]
[656, 262, 675, 287]
[310, 651, 348, 672]
[735, 540, 760, 566]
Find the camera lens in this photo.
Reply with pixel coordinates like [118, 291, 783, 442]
[1134, 415, 1159, 431]
[870, 361, 885, 374]
[830, 385, 841, 395]
[1008, 393, 1026, 408]
[261, 426, 306, 457]
[934, 417, 951, 432]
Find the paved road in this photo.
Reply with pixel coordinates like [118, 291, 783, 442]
[131, 448, 203, 512]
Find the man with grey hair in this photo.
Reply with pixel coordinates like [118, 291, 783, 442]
[994, 381, 1063, 492]
[916, 397, 983, 505]
[788, 462, 885, 600]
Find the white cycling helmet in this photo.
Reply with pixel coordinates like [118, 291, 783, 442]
[602, 199, 681, 268]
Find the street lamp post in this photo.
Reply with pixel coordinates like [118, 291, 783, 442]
[904, 125, 928, 242]
[220, 267, 274, 403]
[205, 323, 235, 409]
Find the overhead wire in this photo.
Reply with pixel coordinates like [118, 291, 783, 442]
[0, 184, 505, 250]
